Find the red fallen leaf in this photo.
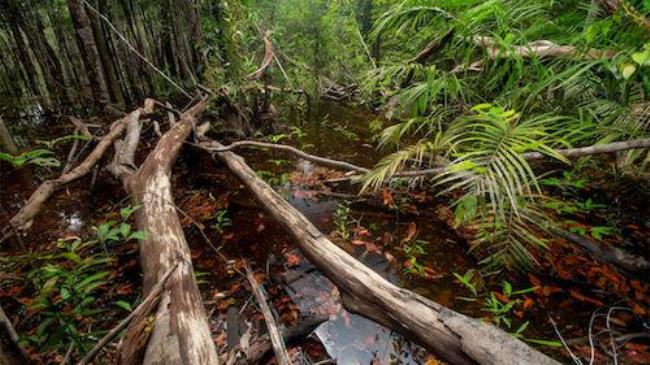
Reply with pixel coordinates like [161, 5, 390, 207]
[625, 342, 649, 353]
[423, 267, 443, 280]
[116, 283, 134, 295]
[352, 226, 370, 238]
[569, 289, 604, 307]
[528, 274, 542, 291]
[631, 303, 647, 316]
[284, 253, 301, 267]
[523, 297, 534, 310]
[382, 188, 395, 207]
[401, 222, 417, 243]
[514, 310, 524, 319]
[542, 286, 562, 296]
[493, 292, 509, 303]
[223, 233, 234, 240]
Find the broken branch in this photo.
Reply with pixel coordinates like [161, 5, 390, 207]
[245, 263, 292, 365]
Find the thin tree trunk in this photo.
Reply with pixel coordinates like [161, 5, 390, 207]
[68, 0, 111, 107]
[89, 0, 125, 107]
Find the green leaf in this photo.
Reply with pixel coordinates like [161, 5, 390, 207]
[621, 64, 637, 79]
[525, 338, 563, 347]
[115, 300, 133, 312]
[128, 231, 147, 241]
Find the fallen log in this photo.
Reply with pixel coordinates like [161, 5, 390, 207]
[200, 139, 560, 365]
[9, 115, 131, 230]
[108, 101, 219, 365]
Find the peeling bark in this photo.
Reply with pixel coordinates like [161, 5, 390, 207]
[201, 139, 560, 365]
[110, 100, 219, 365]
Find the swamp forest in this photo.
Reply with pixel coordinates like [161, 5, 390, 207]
[0, 0, 650, 364]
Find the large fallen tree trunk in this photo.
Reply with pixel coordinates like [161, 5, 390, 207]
[108, 101, 219, 365]
[200, 139, 560, 365]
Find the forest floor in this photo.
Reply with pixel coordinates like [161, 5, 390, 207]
[1, 101, 649, 364]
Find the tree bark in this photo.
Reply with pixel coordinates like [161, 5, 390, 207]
[201, 139, 561, 365]
[68, 0, 111, 107]
[109, 100, 219, 365]
[88, 0, 125, 107]
[0, 117, 18, 155]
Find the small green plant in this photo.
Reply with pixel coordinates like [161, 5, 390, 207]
[452, 269, 479, 297]
[268, 133, 289, 143]
[333, 202, 351, 240]
[403, 256, 426, 277]
[483, 281, 536, 329]
[23, 237, 113, 352]
[91, 205, 146, 249]
[0, 149, 60, 168]
[289, 126, 307, 140]
[210, 209, 232, 233]
[333, 125, 359, 141]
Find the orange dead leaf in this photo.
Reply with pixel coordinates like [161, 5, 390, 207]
[382, 188, 395, 207]
[569, 290, 604, 307]
[401, 222, 417, 243]
[284, 253, 301, 267]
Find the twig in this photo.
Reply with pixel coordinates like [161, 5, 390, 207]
[76, 261, 180, 365]
[245, 262, 292, 365]
[547, 313, 582, 365]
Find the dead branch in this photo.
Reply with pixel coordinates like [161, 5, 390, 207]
[244, 263, 292, 365]
[208, 140, 370, 173]
[109, 99, 219, 365]
[200, 138, 560, 365]
[473, 36, 616, 60]
[68, 117, 92, 139]
[409, 29, 455, 64]
[452, 35, 617, 73]
[0, 305, 30, 365]
[250, 31, 275, 80]
[77, 262, 179, 365]
[240, 314, 327, 364]
[9, 111, 140, 231]
[209, 137, 650, 179]
[551, 228, 649, 274]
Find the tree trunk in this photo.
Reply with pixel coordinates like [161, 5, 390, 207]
[0, 117, 18, 155]
[109, 101, 219, 365]
[5, 19, 41, 100]
[68, 0, 111, 107]
[202, 139, 561, 365]
[88, 0, 125, 107]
